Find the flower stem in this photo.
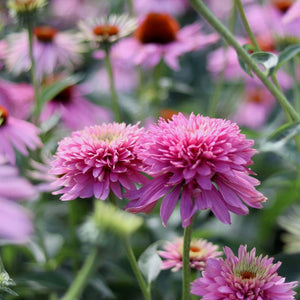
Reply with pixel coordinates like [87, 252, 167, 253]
[61, 247, 99, 300]
[104, 46, 122, 122]
[182, 221, 193, 300]
[26, 22, 40, 124]
[189, 0, 300, 122]
[69, 201, 79, 274]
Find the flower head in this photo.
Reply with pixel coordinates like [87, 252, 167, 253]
[79, 14, 137, 45]
[125, 113, 266, 227]
[191, 245, 297, 299]
[7, 0, 46, 14]
[50, 122, 146, 201]
[0, 105, 41, 164]
[158, 237, 222, 272]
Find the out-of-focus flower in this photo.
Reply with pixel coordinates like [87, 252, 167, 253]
[0, 79, 34, 120]
[191, 245, 297, 299]
[125, 113, 266, 227]
[0, 105, 41, 164]
[282, 0, 300, 23]
[40, 75, 112, 130]
[50, 122, 146, 201]
[117, 12, 218, 70]
[232, 82, 276, 129]
[133, 0, 190, 17]
[157, 237, 222, 271]
[78, 14, 137, 45]
[279, 206, 300, 254]
[5, 26, 85, 79]
[7, 0, 46, 15]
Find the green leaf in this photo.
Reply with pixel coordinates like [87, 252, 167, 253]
[40, 75, 81, 107]
[238, 44, 255, 77]
[275, 44, 300, 71]
[138, 241, 163, 284]
[250, 51, 278, 76]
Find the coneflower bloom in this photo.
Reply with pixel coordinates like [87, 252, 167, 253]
[282, 0, 300, 23]
[5, 26, 85, 80]
[78, 14, 137, 45]
[0, 105, 41, 164]
[50, 122, 146, 201]
[125, 113, 266, 227]
[117, 12, 218, 70]
[191, 245, 297, 299]
[158, 237, 222, 272]
[40, 75, 111, 130]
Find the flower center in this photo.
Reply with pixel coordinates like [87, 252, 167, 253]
[240, 270, 256, 280]
[135, 12, 180, 45]
[93, 25, 119, 37]
[190, 246, 202, 253]
[0, 106, 8, 127]
[248, 90, 264, 103]
[272, 0, 295, 13]
[53, 86, 73, 103]
[34, 26, 58, 42]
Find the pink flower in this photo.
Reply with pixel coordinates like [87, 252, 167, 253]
[191, 245, 297, 300]
[5, 26, 85, 80]
[117, 12, 219, 70]
[40, 76, 112, 130]
[282, 0, 300, 24]
[158, 237, 222, 272]
[125, 113, 266, 227]
[50, 122, 146, 201]
[0, 106, 41, 164]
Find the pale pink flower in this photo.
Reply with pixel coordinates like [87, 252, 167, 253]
[117, 12, 219, 70]
[158, 237, 222, 272]
[0, 106, 41, 164]
[5, 26, 85, 80]
[126, 113, 266, 227]
[282, 0, 300, 23]
[50, 122, 146, 201]
[191, 245, 297, 300]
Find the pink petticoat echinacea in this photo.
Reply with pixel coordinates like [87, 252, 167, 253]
[50, 122, 146, 201]
[0, 106, 41, 165]
[191, 245, 297, 300]
[125, 113, 266, 227]
[116, 12, 219, 70]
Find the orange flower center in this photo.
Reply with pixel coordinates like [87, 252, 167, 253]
[135, 12, 180, 45]
[93, 25, 119, 37]
[159, 108, 178, 121]
[0, 106, 8, 127]
[190, 246, 202, 253]
[248, 90, 264, 104]
[241, 270, 256, 280]
[34, 26, 58, 42]
[44, 76, 73, 103]
[272, 0, 295, 13]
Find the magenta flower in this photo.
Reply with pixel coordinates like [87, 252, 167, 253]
[5, 26, 85, 80]
[191, 245, 297, 300]
[116, 12, 218, 70]
[283, 0, 300, 23]
[0, 106, 41, 164]
[125, 113, 266, 227]
[50, 122, 146, 201]
[158, 237, 222, 272]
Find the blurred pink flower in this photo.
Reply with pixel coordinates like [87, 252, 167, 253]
[40, 77, 112, 130]
[50, 122, 146, 201]
[282, 0, 300, 23]
[158, 237, 222, 272]
[117, 12, 219, 70]
[0, 106, 41, 164]
[125, 113, 266, 227]
[5, 26, 85, 80]
[191, 245, 297, 300]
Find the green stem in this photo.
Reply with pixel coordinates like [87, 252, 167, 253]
[123, 235, 152, 300]
[104, 46, 122, 122]
[189, 0, 300, 122]
[26, 22, 40, 124]
[127, 0, 134, 16]
[290, 59, 300, 113]
[61, 247, 99, 300]
[69, 201, 79, 274]
[182, 221, 193, 300]
[235, 0, 259, 51]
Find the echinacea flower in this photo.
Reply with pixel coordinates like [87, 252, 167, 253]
[78, 14, 137, 45]
[117, 12, 218, 70]
[282, 0, 300, 23]
[158, 237, 222, 272]
[7, 0, 46, 15]
[50, 122, 146, 201]
[40, 75, 112, 130]
[125, 113, 266, 227]
[5, 26, 85, 80]
[0, 105, 41, 164]
[191, 245, 297, 300]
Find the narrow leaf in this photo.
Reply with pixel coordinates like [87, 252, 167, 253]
[276, 44, 300, 71]
[237, 44, 255, 77]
